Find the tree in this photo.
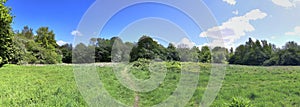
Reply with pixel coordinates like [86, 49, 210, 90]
[110, 37, 125, 62]
[59, 44, 72, 63]
[95, 38, 111, 62]
[199, 46, 211, 63]
[212, 47, 229, 63]
[177, 44, 192, 62]
[34, 27, 61, 64]
[21, 26, 34, 39]
[130, 36, 162, 62]
[166, 43, 180, 61]
[278, 41, 300, 65]
[73, 43, 94, 63]
[229, 45, 245, 64]
[35, 27, 58, 48]
[0, 0, 14, 66]
[229, 38, 271, 65]
[190, 46, 201, 62]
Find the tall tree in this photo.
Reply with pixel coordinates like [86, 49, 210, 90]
[95, 38, 111, 62]
[21, 26, 34, 39]
[278, 41, 300, 65]
[0, 0, 14, 66]
[59, 44, 72, 63]
[35, 27, 58, 48]
[212, 47, 229, 63]
[73, 43, 94, 63]
[166, 43, 180, 61]
[199, 46, 211, 63]
[130, 36, 162, 62]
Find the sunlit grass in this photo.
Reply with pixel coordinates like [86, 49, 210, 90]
[0, 63, 300, 106]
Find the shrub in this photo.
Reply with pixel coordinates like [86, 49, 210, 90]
[166, 61, 181, 71]
[226, 97, 252, 107]
[132, 58, 151, 71]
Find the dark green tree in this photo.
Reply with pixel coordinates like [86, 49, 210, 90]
[73, 43, 94, 63]
[95, 38, 111, 62]
[130, 36, 162, 62]
[166, 43, 180, 61]
[59, 44, 72, 63]
[199, 46, 211, 63]
[0, 0, 14, 66]
[35, 27, 58, 48]
[278, 41, 300, 65]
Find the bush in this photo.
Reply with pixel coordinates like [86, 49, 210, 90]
[166, 61, 181, 71]
[226, 97, 252, 107]
[132, 58, 151, 71]
[263, 57, 278, 66]
[0, 57, 3, 67]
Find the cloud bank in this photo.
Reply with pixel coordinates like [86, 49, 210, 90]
[200, 9, 267, 48]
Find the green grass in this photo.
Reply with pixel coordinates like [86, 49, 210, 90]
[0, 65, 87, 106]
[0, 64, 300, 106]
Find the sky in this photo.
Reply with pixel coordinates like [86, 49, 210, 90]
[6, 0, 300, 49]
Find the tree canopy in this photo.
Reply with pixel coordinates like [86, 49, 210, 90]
[0, 0, 14, 66]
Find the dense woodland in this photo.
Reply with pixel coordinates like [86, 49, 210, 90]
[1, 0, 300, 66]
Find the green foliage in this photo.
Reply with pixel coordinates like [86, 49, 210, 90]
[0, 0, 14, 66]
[130, 36, 164, 62]
[199, 46, 211, 63]
[59, 44, 72, 63]
[166, 43, 180, 61]
[229, 38, 299, 66]
[226, 97, 252, 107]
[277, 41, 300, 65]
[35, 27, 58, 48]
[73, 43, 95, 63]
[132, 58, 151, 70]
[11, 26, 62, 64]
[95, 38, 112, 62]
[212, 47, 229, 63]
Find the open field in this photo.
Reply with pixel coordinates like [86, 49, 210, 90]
[0, 63, 300, 106]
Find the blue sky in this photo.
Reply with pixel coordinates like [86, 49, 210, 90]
[6, 0, 300, 49]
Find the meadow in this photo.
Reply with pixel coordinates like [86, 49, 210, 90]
[0, 63, 300, 107]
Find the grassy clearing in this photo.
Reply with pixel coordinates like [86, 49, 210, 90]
[0, 65, 86, 106]
[0, 64, 300, 106]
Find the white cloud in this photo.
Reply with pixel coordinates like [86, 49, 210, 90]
[285, 26, 300, 36]
[71, 30, 82, 36]
[223, 0, 237, 5]
[271, 0, 300, 8]
[176, 38, 196, 49]
[200, 9, 267, 49]
[232, 10, 239, 15]
[57, 40, 68, 46]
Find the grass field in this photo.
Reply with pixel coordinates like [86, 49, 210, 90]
[0, 63, 300, 106]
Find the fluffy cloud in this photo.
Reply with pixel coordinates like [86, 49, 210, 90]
[176, 38, 196, 49]
[285, 26, 300, 36]
[223, 0, 237, 5]
[57, 40, 68, 46]
[200, 9, 267, 48]
[71, 30, 82, 36]
[271, 0, 300, 8]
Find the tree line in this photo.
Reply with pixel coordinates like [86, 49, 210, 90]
[2, 26, 300, 66]
[229, 38, 300, 66]
[72, 35, 300, 66]
[72, 36, 213, 64]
